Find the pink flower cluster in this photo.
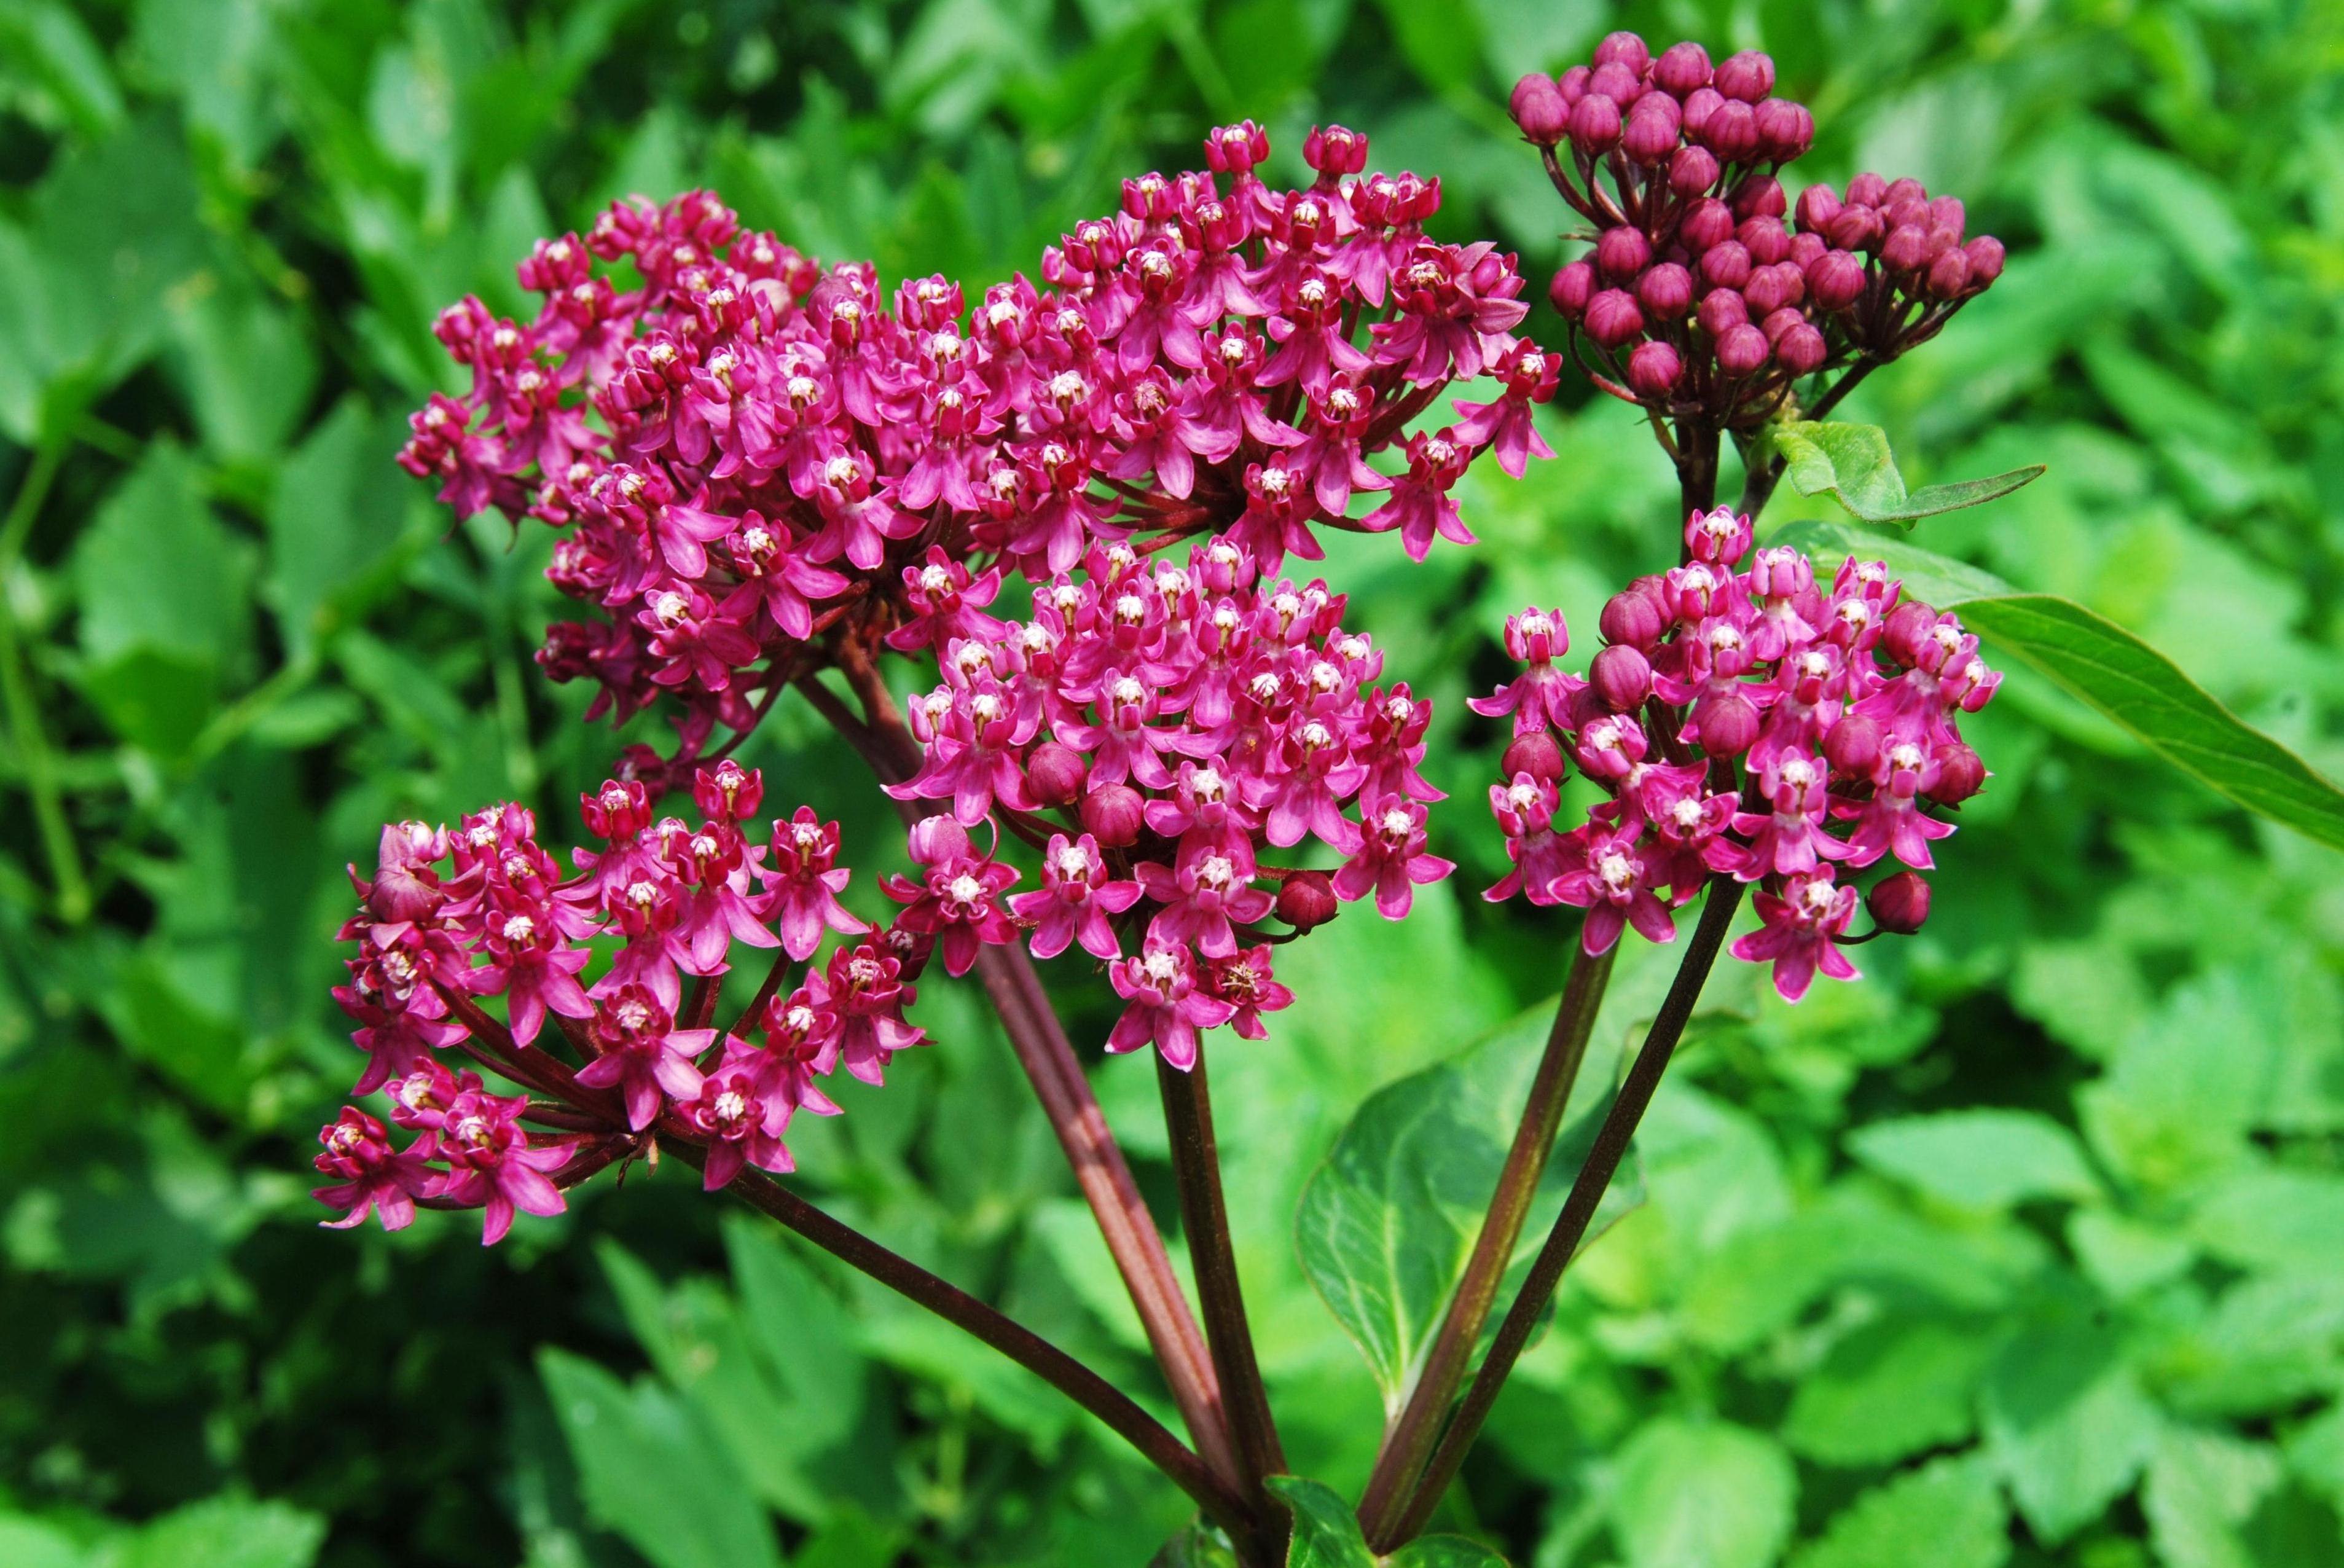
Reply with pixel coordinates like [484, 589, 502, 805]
[1511, 33, 2003, 425]
[318, 762, 919, 1240]
[399, 124, 1541, 781]
[1480, 506, 1996, 1000]
[884, 530, 1453, 1068]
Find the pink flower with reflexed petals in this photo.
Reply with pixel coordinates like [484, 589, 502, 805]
[1107, 941, 1236, 1070]
[1731, 866, 1861, 1001]
[1332, 797, 1455, 919]
[311, 1108, 439, 1233]
[1468, 608, 1583, 735]
[881, 817, 1022, 977]
[575, 985, 713, 1130]
[1008, 833, 1142, 960]
[433, 1086, 573, 1245]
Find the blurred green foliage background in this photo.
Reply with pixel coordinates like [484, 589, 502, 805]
[2, 1, 2342, 1565]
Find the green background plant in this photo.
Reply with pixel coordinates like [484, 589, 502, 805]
[2, 1, 2341, 1564]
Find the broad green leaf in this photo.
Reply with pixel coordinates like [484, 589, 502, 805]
[2142, 1427, 2283, 1568]
[1771, 421, 2043, 527]
[1955, 594, 2344, 852]
[168, 275, 319, 468]
[858, 1303, 1075, 1449]
[1384, 1536, 1508, 1567]
[537, 1348, 783, 1568]
[1789, 1456, 2009, 1568]
[111, 1497, 326, 1568]
[1268, 1476, 1373, 1568]
[1152, 1519, 1241, 1568]
[2187, 1167, 2344, 1275]
[1980, 1311, 2161, 1545]
[1294, 1003, 1642, 1411]
[0, 1516, 82, 1568]
[1611, 1417, 1795, 1568]
[0, 3, 125, 139]
[1848, 1110, 2101, 1209]
[265, 399, 416, 659]
[1784, 1317, 1997, 1467]
[1763, 519, 2018, 608]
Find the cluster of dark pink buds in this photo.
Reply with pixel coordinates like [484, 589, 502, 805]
[1510, 33, 2003, 426]
[401, 125, 1541, 786]
[885, 530, 1452, 1068]
[318, 762, 917, 1240]
[1480, 506, 1995, 1000]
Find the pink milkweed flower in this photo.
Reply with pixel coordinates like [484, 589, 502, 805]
[759, 807, 864, 960]
[1449, 341, 1559, 479]
[1684, 505, 1753, 566]
[1255, 715, 1369, 849]
[684, 1067, 794, 1190]
[1332, 796, 1455, 919]
[719, 513, 850, 641]
[1108, 941, 1237, 1071]
[472, 904, 594, 1047]
[1137, 841, 1276, 958]
[1550, 828, 1678, 955]
[1841, 739, 1958, 869]
[668, 819, 779, 973]
[884, 547, 1007, 653]
[434, 1086, 573, 1245]
[1469, 608, 1583, 735]
[806, 940, 927, 1085]
[1360, 429, 1477, 562]
[1206, 946, 1294, 1040]
[1008, 833, 1142, 960]
[1731, 866, 1862, 1002]
[745, 991, 844, 1119]
[881, 817, 1021, 978]
[575, 985, 713, 1130]
[312, 1108, 439, 1233]
[1731, 752, 1851, 879]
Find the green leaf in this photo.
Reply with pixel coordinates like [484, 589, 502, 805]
[0, 1515, 82, 1568]
[168, 274, 319, 468]
[1980, 1311, 2161, 1545]
[1848, 1110, 2102, 1209]
[1268, 1475, 1373, 1568]
[1954, 594, 2344, 852]
[71, 445, 251, 758]
[1784, 1317, 1997, 1467]
[2142, 1427, 2284, 1568]
[1610, 1417, 1795, 1568]
[2187, 1167, 2344, 1276]
[1294, 1003, 1641, 1409]
[1384, 1536, 1509, 1567]
[1771, 421, 2043, 526]
[537, 1347, 784, 1568]
[265, 399, 415, 659]
[1152, 1519, 1241, 1568]
[111, 1497, 327, 1568]
[0, 3, 125, 139]
[1789, 1456, 2009, 1568]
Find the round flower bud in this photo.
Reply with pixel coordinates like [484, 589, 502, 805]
[1755, 98, 1814, 160]
[1731, 174, 1787, 221]
[1668, 144, 1721, 198]
[1760, 305, 1806, 345]
[1584, 289, 1645, 348]
[1679, 197, 1735, 252]
[1593, 29, 1652, 74]
[1926, 742, 1986, 805]
[1600, 588, 1666, 651]
[1700, 241, 1753, 290]
[1275, 870, 1341, 931]
[1567, 94, 1623, 156]
[1867, 870, 1931, 935]
[1590, 643, 1654, 712]
[1930, 195, 1967, 237]
[1882, 600, 1939, 666]
[1743, 264, 1790, 316]
[1626, 339, 1684, 396]
[1714, 49, 1776, 102]
[1681, 85, 1723, 135]
[1623, 101, 1682, 165]
[1846, 171, 1888, 206]
[1558, 64, 1591, 104]
[1827, 205, 1884, 253]
[1822, 713, 1883, 777]
[1925, 247, 1972, 299]
[1549, 259, 1597, 317]
[1715, 323, 1770, 376]
[1883, 176, 1928, 210]
[1696, 691, 1762, 755]
[1588, 61, 1644, 107]
[1776, 321, 1827, 375]
[1080, 782, 1145, 847]
[1501, 728, 1569, 783]
[1510, 73, 1569, 144]
[1637, 262, 1694, 318]
[1654, 40, 1712, 96]
[1789, 230, 1827, 267]
[1881, 223, 1932, 274]
[1699, 98, 1759, 161]
[1806, 249, 1867, 309]
[1795, 182, 1843, 233]
[1963, 235, 2005, 285]
[1025, 741, 1088, 807]
[1696, 286, 1749, 337]
[1596, 225, 1653, 280]
[1742, 219, 1790, 267]
[882, 924, 937, 982]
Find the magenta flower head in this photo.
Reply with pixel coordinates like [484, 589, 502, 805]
[1108, 941, 1236, 1070]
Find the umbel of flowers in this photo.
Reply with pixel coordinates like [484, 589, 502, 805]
[1478, 506, 1993, 1000]
[1511, 34, 2002, 432]
[399, 122, 1539, 789]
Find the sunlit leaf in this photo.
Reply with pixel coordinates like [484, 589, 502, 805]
[1771, 421, 2042, 526]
